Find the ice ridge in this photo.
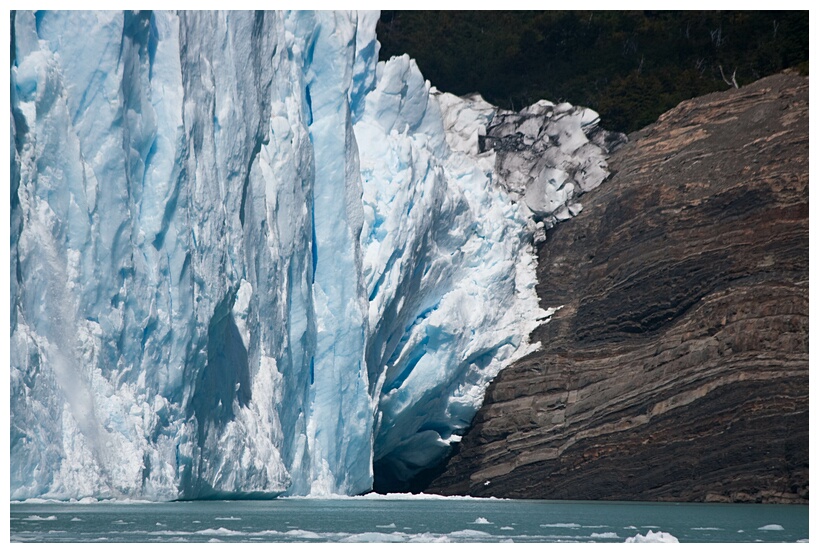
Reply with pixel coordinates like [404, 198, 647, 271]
[10, 10, 619, 500]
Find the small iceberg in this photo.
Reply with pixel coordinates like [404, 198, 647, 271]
[625, 530, 679, 543]
[758, 524, 784, 531]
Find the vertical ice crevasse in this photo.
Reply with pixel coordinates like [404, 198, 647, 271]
[290, 10, 373, 496]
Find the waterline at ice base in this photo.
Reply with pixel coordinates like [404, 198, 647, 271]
[10, 10, 622, 500]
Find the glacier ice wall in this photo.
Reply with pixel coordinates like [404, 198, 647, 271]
[10, 10, 618, 500]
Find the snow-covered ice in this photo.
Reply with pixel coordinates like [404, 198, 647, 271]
[11, 10, 616, 500]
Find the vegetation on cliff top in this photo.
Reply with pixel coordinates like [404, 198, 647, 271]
[377, 11, 808, 133]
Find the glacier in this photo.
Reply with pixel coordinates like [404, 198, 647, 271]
[10, 10, 621, 500]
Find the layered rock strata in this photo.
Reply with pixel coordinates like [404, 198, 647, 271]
[428, 72, 809, 503]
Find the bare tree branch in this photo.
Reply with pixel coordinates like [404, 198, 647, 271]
[719, 65, 739, 89]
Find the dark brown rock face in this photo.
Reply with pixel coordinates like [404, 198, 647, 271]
[428, 73, 808, 503]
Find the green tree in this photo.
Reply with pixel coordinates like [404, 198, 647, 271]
[377, 11, 808, 133]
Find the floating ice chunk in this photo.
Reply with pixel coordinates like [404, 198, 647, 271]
[341, 532, 406, 543]
[408, 533, 451, 543]
[625, 530, 680, 543]
[590, 532, 620, 539]
[196, 528, 244, 536]
[541, 523, 581, 528]
[449, 529, 492, 538]
[472, 517, 492, 524]
[758, 524, 785, 531]
[285, 529, 323, 539]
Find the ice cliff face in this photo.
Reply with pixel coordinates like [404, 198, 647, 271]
[10, 10, 618, 500]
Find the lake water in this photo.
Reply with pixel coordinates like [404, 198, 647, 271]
[10, 495, 809, 543]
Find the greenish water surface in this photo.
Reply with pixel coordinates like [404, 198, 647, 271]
[10, 496, 809, 543]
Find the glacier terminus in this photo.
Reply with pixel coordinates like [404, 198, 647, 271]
[10, 10, 622, 500]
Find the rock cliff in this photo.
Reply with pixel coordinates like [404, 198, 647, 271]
[428, 72, 808, 503]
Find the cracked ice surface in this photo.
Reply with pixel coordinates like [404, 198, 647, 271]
[10, 10, 610, 500]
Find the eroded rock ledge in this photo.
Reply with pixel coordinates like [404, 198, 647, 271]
[428, 72, 808, 503]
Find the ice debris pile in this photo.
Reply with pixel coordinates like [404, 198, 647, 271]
[10, 10, 619, 500]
